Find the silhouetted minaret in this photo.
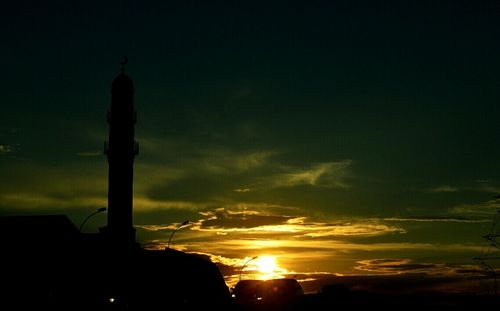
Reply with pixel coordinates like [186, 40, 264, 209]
[103, 58, 138, 245]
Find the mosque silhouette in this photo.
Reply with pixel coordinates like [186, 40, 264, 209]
[1, 62, 230, 310]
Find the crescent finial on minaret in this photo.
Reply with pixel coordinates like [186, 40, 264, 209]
[120, 56, 128, 73]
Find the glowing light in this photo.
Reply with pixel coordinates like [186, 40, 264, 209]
[245, 255, 290, 280]
[255, 256, 277, 274]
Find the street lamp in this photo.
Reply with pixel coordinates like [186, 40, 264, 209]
[167, 220, 190, 249]
[239, 256, 258, 281]
[79, 207, 107, 232]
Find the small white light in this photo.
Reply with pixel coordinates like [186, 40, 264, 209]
[231, 294, 236, 298]
[109, 298, 115, 303]
[257, 297, 262, 301]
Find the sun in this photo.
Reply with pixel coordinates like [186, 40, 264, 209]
[238, 255, 288, 282]
[254, 256, 277, 275]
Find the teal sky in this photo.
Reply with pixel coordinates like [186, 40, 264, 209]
[1, 0, 500, 291]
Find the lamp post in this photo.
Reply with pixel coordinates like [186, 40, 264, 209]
[79, 207, 107, 232]
[167, 220, 190, 249]
[239, 256, 258, 281]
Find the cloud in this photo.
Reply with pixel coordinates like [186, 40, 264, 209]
[425, 182, 500, 195]
[140, 240, 487, 292]
[302, 223, 406, 237]
[76, 151, 101, 157]
[191, 252, 240, 281]
[429, 185, 458, 193]
[0, 161, 111, 212]
[265, 160, 352, 189]
[134, 197, 214, 211]
[233, 188, 251, 193]
[0, 159, 219, 213]
[196, 208, 294, 230]
[174, 239, 484, 258]
[138, 216, 485, 288]
[201, 150, 275, 174]
[144, 175, 232, 202]
[383, 216, 489, 223]
[140, 136, 274, 174]
[178, 254, 487, 294]
[0, 145, 12, 153]
[0, 193, 106, 210]
[450, 199, 500, 217]
[355, 258, 483, 277]
[136, 138, 353, 203]
[135, 222, 186, 232]
[134, 163, 186, 193]
[185, 252, 290, 287]
[140, 152, 352, 209]
[136, 147, 278, 201]
[356, 259, 436, 274]
[186, 208, 405, 238]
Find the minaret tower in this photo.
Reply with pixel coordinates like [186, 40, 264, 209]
[103, 58, 138, 245]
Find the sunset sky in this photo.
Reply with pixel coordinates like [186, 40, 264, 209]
[1, 0, 500, 292]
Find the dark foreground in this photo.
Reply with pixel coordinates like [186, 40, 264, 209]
[233, 292, 500, 311]
[2, 292, 499, 311]
[307, 292, 499, 310]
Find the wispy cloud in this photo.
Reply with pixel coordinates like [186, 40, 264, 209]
[265, 160, 352, 189]
[0, 161, 110, 211]
[356, 258, 437, 274]
[201, 150, 275, 174]
[160, 238, 484, 286]
[134, 197, 214, 211]
[135, 224, 178, 232]
[0, 160, 210, 213]
[0, 193, 106, 209]
[140, 136, 275, 174]
[355, 258, 482, 276]
[182, 239, 482, 254]
[195, 208, 294, 230]
[429, 185, 458, 193]
[138, 212, 485, 289]
[450, 199, 500, 217]
[175, 252, 486, 293]
[233, 188, 252, 193]
[184, 208, 405, 238]
[135, 137, 355, 202]
[301, 223, 406, 237]
[76, 151, 101, 157]
[424, 181, 500, 195]
[383, 216, 489, 223]
[135, 163, 187, 193]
